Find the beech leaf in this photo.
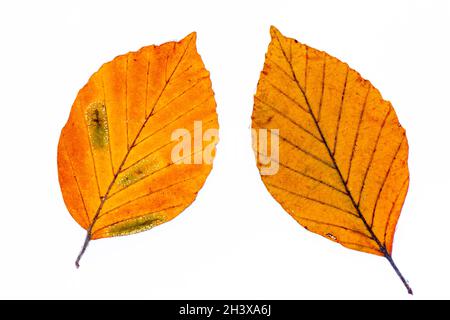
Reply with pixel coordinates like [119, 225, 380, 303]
[252, 26, 411, 294]
[58, 33, 219, 267]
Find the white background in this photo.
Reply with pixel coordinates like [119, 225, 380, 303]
[0, 0, 448, 299]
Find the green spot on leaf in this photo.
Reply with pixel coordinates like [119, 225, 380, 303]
[86, 102, 109, 149]
[108, 215, 164, 237]
[118, 164, 148, 187]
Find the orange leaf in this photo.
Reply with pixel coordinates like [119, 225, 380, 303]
[58, 33, 219, 267]
[252, 26, 411, 294]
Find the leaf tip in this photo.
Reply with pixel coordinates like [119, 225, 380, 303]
[184, 31, 197, 43]
[270, 25, 281, 38]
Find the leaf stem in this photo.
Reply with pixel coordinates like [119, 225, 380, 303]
[75, 233, 91, 268]
[381, 247, 413, 295]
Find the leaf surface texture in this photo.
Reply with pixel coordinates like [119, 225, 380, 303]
[252, 27, 410, 292]
[58, 33, 218, 245]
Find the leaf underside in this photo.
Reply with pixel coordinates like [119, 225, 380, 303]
[252, 27, 409, 257]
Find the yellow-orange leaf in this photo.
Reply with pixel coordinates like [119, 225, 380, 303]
[252, 26, 411, 293]
[58, 33, 218, 266]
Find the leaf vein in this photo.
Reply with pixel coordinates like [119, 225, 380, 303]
[297, 216, 372, 240]
[254, 96, 322, 142]
[98, 175, 202, 220]
[93, 204, 185, 236]
[370, 135, 406, 227]
[267, 182, 358, 217]
[345, 86, 370, 183]
[383, 176, 409, 245]
[332, 66, 349, 156]
[357, 108, 392, 206]
[62, 140, 91, 226]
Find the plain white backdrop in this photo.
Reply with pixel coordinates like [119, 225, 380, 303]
[0, 0, 449, 299]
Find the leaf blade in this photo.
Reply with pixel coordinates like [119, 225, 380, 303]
[253, 26, 410, 292]
[58, 32, 218, 262]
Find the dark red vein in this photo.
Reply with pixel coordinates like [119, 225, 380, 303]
[120, 139, 173, 174]
[125, 56, 129, 150]
[276, 161, 345, 194]
[332, 66, 349, 156]
[289, 40, 293, 61]
[254, 96, 322, 142]
[265, 57, 295, 81]
[304, 46, 308, 92]
[123, 117, 215, 172]
[134, 77, 211, 146]
[144, 49, 150, 118]
[98, 175, 201, 219]
[108, 148, 203, 200]
[255, 150, 346, 194]
[370, 135, 405, 227]
[346, 86, 370, 183]
[357, 108, 392, 206]
[338, 240, 379, 252]
[317, 52, 326, 122]
[297, 216, 373, 240]
[135, 96, 213, 148]
[62, 140, 90, 226]
[171, 64, 194, 82]
[383, 176, 409, 245]
[274, 131, 335, 169]
[163, 45, 170, 82]
[263, 79, 310, 114]
[92, 204, 185, 236]
[267, 182, 358, 217]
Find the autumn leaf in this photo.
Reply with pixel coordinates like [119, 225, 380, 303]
[58, 32, 219, 267]
[252, 26, 411, 294]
